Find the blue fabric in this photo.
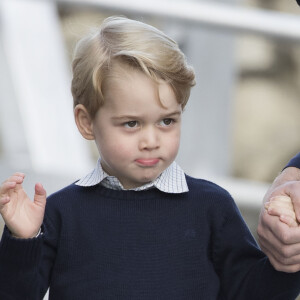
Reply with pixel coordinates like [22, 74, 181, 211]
[285, 152, 300, 169]
[0, 176, 299, 299]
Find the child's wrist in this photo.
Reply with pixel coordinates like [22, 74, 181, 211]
[11, 228, 42, 239]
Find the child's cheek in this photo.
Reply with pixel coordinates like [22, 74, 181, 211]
[110, 139, 135, 159]
[167, 132, 181, 157]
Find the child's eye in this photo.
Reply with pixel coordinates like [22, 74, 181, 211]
[124, 121, 138, 128]
[159, 118, 174, 126]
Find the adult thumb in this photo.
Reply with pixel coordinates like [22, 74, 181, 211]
[34, 183, 47, 208]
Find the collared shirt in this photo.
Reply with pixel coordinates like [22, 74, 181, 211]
[76, 159, 189, 194]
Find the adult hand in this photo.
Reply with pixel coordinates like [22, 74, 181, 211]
[257, 167, 300, 272]
[0, 173, 46, 239]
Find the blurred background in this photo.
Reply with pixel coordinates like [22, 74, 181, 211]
[0, 1, 300, 297]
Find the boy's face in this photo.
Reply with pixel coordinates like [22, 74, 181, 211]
[92, 67, 182, 189]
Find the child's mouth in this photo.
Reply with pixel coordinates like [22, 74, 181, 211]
[135, 158, 160, 166]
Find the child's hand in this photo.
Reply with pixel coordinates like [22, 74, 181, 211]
[265, 195, 299, 228]
[0, 173, 46, 238]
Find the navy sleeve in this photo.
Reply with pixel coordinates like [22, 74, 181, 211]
[285, 152, 300, 169]
[212, 193, 300, 299]
[0, 205, 58, 300]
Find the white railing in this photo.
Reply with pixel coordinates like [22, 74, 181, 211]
[56, 0, 300, 42]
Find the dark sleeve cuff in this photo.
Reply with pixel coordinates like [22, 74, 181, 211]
[284, 152, 300, 170]
[0, 226, 43, 265]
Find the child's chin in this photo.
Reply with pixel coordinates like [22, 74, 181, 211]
[140, 173, 159, 183]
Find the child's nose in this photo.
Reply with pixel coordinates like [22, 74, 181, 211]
[139, 126, 159, 150]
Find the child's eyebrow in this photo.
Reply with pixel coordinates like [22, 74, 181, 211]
[111, 115, 139, 121]
[161, 111, 182, 118]
[111, 110, 182, 121]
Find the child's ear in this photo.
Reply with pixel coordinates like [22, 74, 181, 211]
[74, 104, 95, 140]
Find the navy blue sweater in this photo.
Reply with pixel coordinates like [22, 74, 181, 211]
[286, 152, 300, 169]
[0, 175, 300, 299]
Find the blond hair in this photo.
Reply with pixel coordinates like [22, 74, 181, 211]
[71, 16, 195, 119]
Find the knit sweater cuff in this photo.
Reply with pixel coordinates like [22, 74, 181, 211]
[0, 226, 43, 265]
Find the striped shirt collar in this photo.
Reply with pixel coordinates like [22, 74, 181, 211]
[76, 159, 188, 194]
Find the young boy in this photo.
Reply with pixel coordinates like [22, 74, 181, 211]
[0, 16, 299, 300]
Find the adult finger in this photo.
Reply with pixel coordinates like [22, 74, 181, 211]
[258, 212, 300, 245]
[262, 245, 300, 273]
[279, 215, 299, 228]
[258, 228, 300, 265]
